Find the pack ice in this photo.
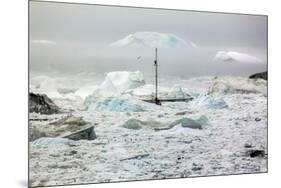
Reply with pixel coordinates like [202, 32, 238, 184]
[29, 71, 267, 187]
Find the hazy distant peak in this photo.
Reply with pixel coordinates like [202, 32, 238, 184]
[110, 32, 196, 48]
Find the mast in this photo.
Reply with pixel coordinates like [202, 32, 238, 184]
[154, 48, 161, 105]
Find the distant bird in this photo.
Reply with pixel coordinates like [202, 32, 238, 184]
[137, 56, 142, 62]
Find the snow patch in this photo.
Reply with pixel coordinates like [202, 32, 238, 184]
[83, 71, 149, 112]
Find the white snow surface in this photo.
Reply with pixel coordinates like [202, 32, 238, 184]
[110, 32, 196, 48]
[214, 51, 263, 64]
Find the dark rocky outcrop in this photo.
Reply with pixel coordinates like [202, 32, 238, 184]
[29, 93, 60, 114]
[249, 71, 267, 80]
[246, 149, 265, 158]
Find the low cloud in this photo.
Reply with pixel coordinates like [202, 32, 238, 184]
[31, 39, 57, 45]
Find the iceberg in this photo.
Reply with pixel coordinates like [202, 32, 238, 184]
[74, 85, 98, 100]
[83, 71, 147, 112]
[110, 32, 196, 48]
[100, 71, 145, 95]
[214, 51, 263, 64]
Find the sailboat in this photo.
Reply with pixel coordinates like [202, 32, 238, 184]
[143, 48, 193, 105]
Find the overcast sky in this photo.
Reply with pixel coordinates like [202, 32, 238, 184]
[29, 1, 267, 78]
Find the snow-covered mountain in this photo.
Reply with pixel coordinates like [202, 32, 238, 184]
[110, 32, 196, 48]
[214, 51, 263, 64]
